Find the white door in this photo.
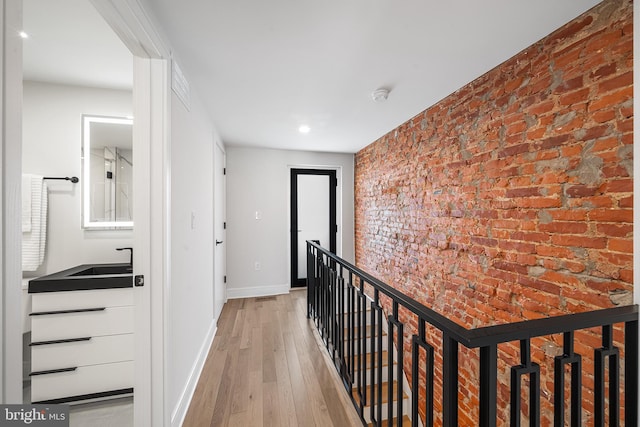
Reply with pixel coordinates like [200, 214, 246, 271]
[296, 175, 330, 280]
[214, 143, 226, 320]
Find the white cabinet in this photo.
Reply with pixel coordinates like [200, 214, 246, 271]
[30, 288, 133, 403]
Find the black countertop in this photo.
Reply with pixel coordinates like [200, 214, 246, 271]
[28, 263, 133, 293]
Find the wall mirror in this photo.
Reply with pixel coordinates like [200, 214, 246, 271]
[82, 115, 134, 229]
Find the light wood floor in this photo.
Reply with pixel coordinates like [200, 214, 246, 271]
[182, 289, 363, 427]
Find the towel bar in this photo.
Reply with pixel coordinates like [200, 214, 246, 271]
[43, 176, 79, 183]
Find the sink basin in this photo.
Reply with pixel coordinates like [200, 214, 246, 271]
[28, 263, 133, 293]
[69, 265, 133, 276]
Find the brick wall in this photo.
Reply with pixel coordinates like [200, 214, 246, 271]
[354, 0, 633, 424]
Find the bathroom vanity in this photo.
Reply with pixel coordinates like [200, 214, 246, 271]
[28, 263, 133, 404]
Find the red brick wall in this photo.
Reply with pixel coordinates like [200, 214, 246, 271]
[354, 0, 632, 424]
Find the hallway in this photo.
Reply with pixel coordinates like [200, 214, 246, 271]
[183, 290, 362, 427]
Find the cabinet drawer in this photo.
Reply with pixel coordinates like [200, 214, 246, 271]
[31, 306, 133, 341]
[31, 361, 133, 403]
[32, 334, 134, 371]
[32, 288, 132, 311]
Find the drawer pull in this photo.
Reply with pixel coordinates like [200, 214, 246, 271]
[30, 367, 77, 376]
[30, 307, 106, 316]
[30, 337, 92, 346]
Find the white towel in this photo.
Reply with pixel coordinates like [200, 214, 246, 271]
[22, 176, 48, 271]
[38, 183, 48, 266]
[22, 174, 32, 232]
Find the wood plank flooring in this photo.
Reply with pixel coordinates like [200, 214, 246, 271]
[182, 289, 363, 427]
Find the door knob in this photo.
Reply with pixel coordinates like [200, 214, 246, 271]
[216, 240, 224, 245]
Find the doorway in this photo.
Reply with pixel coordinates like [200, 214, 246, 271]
[21, 0, 135, 419]
[290, 169, 337, 288]
[214, 142, 226, 320]
[2, 0, 169, 423]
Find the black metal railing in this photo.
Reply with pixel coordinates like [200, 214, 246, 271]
[306, 241, 638, 427]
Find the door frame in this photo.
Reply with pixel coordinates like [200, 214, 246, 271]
[290, 168, 337, 288]
[1, 0, 25, 403]
[0, 1, 172, 425]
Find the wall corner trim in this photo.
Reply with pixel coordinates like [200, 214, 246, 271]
[170, 320, 217, 427]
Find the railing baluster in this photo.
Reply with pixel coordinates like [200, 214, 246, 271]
[425, 332, 434, 427]
[595, 324, 620, 427]
[388, 307, 395, 424]
[327, 261, 332, 347]
[347, 271, 355, 387]
[411, 331, 419, 427]
[412, 319, 434, 427]
[339, 265, 345, 376]
[338, 274, 344, 368]
[595, 327, 605, 427]
[554, 331, 582, 427]
[509, 340, 539, 427]
[386, 301, 405, 425]
[370, 296, 377, 424]
[376, 293, 383, 427]
[357, 276, 366, 417]
[331, 269, 337, 360]
[396, 316, 404, 427]
[320, 262, 324, 334]
[324, 258, 329, 343]
[324, 262, 329, 346]
[442, 334, 458, 426]
[322, 264, 328, 343]
[625, 320, 638, 427]
[608, 339, 619, 427]
[361, 279, 368, 417]
[328, 266, 332, 352]
[479, 344, 497, 427]
[510, 352, 521, 426]
[330, 267, 336, 358]
[317, 255, 322, 326]
[306, 244, 312, 318]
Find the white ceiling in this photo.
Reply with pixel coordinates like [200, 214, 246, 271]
[23, 0, 603, 154]
[22, 0, 132, 91]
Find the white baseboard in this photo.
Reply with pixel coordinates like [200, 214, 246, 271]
[226, 284, 290, 299]
[171, 320, 217, 427]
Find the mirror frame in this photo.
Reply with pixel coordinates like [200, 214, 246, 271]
[82, 115, 134, 229]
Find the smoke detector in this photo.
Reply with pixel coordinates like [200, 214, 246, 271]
[371, 88, 390, 102]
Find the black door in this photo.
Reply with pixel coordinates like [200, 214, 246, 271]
[290, 169, 337, 288]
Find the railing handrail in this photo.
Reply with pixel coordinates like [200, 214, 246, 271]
[467, 304, 638, 347]
[308, 240, 639, 348]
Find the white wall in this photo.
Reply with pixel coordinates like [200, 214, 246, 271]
[226, 146, 354, 298]
[22, 81, 134, 277]
[169, 89, 217, 422]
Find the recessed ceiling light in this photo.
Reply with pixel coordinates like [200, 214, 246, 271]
[298, 125, 310, 134]
[19, 31, 29, 39]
